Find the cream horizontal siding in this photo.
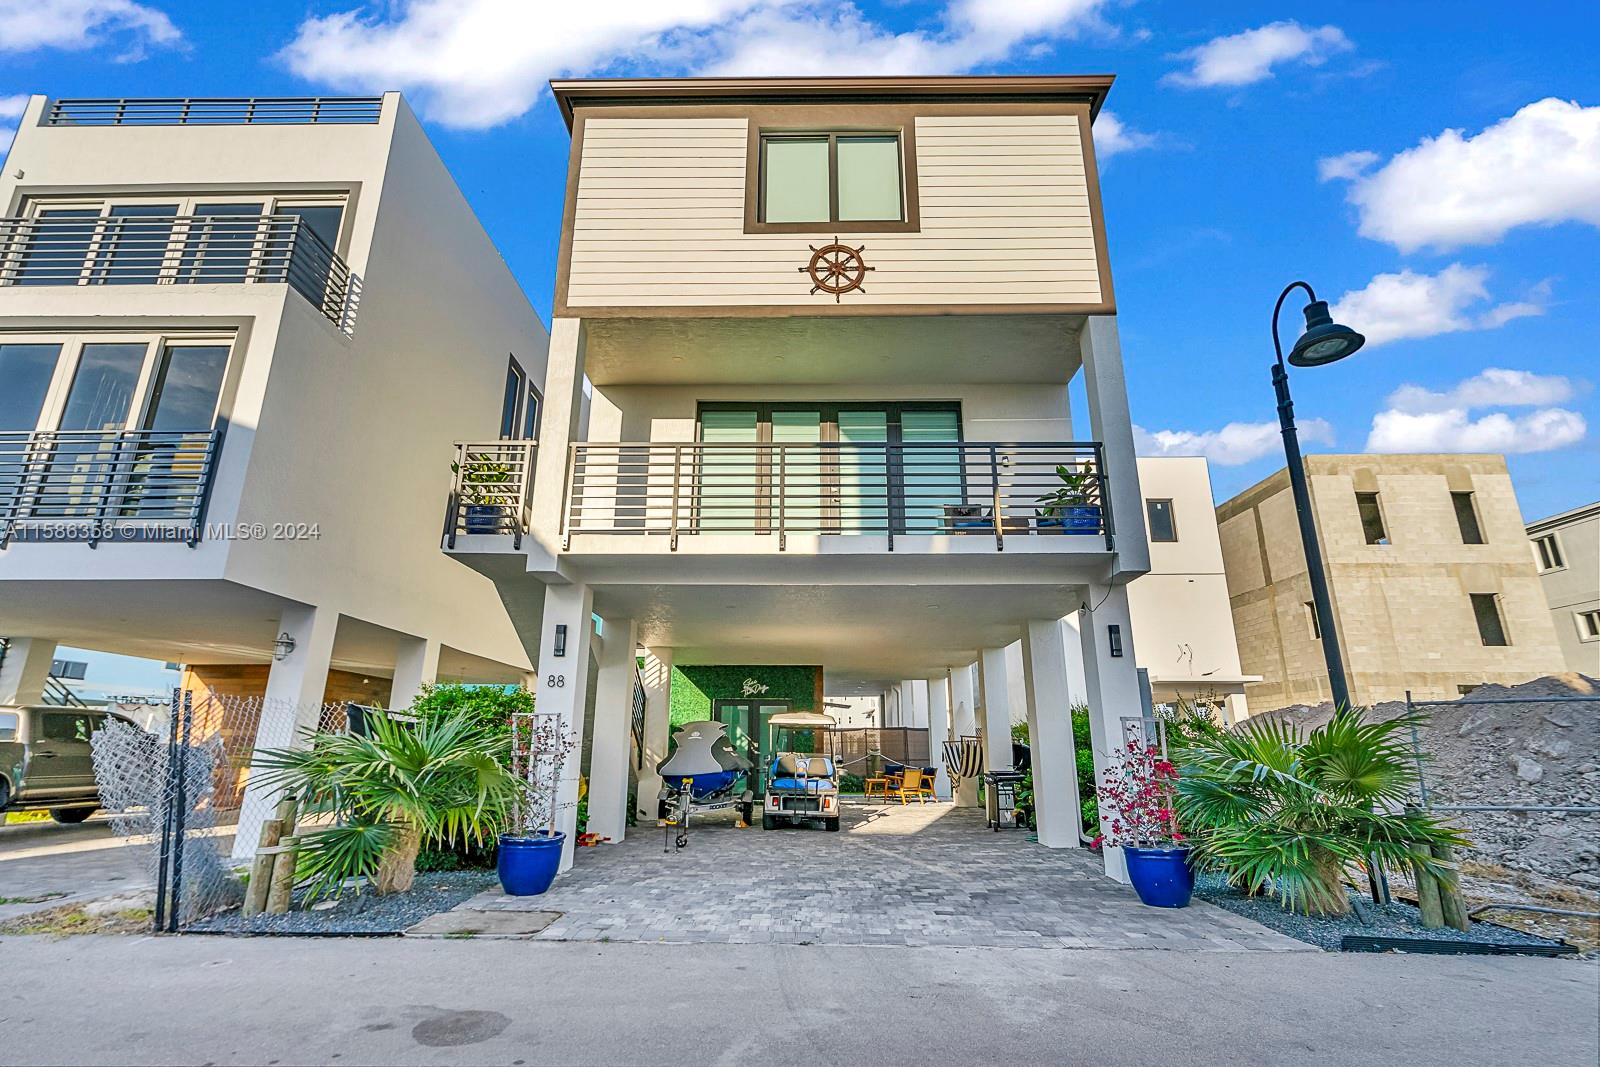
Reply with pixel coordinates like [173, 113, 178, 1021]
[565, 114, 1104, 309]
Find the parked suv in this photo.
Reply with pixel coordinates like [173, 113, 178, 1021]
[0, 706, 132, 824]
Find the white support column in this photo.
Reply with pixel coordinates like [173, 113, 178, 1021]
[925, 672, 952, 799]
[1079, 317, 1150, 580]
[1078, 586, 1143, 883]
[949, 662, 979, 808]
[635, 648, 673, 821]
[388, 635, 440, 711]
[536, 583, 596, 872]
[233, 604, 338, 861]
[525, 317, 587, 567]
[978, 647, 1014, 773]
[1022, 618, 1083, 848]
[1061, 612, 1088, 705]
[0, 637, 57, 705]
[587, 616, 637, 844]
[904, 679, 928, 730]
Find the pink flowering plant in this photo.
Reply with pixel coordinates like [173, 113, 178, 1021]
[1091, 739, 1184, 849]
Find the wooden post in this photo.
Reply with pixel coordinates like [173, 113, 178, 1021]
[265, 835, 300, 914]
[1412, 852, 1445, 929]
[241, 818, 283, 917]
[1432, 843, 1470, 932]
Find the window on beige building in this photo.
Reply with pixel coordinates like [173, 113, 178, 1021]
[1305, 600, 1322, 640]
[1451, 491, 1485, 544]
[760, 133, 904, 224]
[1470, 593, 1509, 646]
[1146, 499, 1177, 542]
[1533, 532, 1564, 572]
[1356, 491, 1388, 545]
[1578, 610, 1600, 643]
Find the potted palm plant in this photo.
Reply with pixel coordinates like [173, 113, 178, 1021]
[1035, 464, 1102, 534]
[249, 707, 519, 902]
[452, 454, 516, 534]
[497, 711, 576, 896]
[1093, 739, 1192, 907]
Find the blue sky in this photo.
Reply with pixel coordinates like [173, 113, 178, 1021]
[2, 0, 1597, 528]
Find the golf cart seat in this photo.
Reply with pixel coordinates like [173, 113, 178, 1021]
[767, 753, 837, 793]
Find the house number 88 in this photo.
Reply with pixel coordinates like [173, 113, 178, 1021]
[546, 674, 565, 688]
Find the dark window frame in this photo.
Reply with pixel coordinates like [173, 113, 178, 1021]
[499, 356, 541, 442]
[745, 125, 921, 235]
[1356, 491, 1389, 545]
[1533, 533, 1564, 572]
[1305, 600, 1322, 640]
[1470, 592, 1510, 647]
[1145, 498, 1177, 542]
[1451, 491, 1484, 545]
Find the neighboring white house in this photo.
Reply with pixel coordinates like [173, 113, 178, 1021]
[1526, 501, 1600, 675]
[0, 94, 549, 852]
[442, 75, 1152, 880]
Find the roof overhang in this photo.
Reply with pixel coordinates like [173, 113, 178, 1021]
[549, 74, 1116, 131]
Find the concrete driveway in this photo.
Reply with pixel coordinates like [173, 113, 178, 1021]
[468, 801, 1306, 951]
[0, 815, 150, 920]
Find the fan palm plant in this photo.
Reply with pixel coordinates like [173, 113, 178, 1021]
[249, 708, 522, 901]
[1171, 708, 1467, 916]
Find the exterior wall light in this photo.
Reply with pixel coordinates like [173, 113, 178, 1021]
[272, 632, 296, 661]
[1108, 624, 1123, 658]
[554, 624, 568, 658]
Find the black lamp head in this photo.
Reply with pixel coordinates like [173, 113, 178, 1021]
[1289, 300, 1365, 367]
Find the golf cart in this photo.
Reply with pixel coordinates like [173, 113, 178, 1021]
[762, 710, 840, 832]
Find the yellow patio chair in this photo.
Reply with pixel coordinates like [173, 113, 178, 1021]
[893, 768, 933, 804]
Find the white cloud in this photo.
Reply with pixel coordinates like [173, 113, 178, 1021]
[280, 0, 1114, 129]
[1367, 408, 1586, 454]
[1384, 368, 1578, 415]
[0, 93, 25, 154]
[1322, 98, 1600, 252]
[1094, 109, 1158, 159]
[1163, 21, 1351, 89]
[1316, 149, 1377, 182]
[0, 0, 181, 59]
[1367, 367, 1588, 455]
[1328, 264, 1545, 348]
[1134, 418, 1333, 466]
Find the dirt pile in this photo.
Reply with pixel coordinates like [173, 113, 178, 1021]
[1249, 674, 1600, 889]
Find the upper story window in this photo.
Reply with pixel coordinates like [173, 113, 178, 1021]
[1470, 592, 1509, 646]
[1355, 491, 1388, 545]
[1145, 499, 1177, 542]
[1532, 532, 1564, 572]
[499, 356, 540, 441]
[1451, 491, 1485, 544]
[1577, 609, 1600, 643]
[750, 130, 918, 233]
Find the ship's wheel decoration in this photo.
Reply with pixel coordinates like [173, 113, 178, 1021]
[800, 238, 873, 302]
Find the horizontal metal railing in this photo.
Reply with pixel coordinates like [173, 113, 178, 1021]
[0, 214, 353, 325]
[45, 97, 384, 126]
[0, 430, 221, 547]
[562, 441, 1112, 552]
[444, 440, 537, 550]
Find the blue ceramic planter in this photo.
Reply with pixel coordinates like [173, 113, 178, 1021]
[464, 504, 506, 534]
[1037, 505, 1103, 534]
[1123, 845, 1194, 908]
[497, 831, 565, 896]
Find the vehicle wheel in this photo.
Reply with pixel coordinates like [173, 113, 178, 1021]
[0, 778, 10, 810]
[50, 807, 94, 824]
[825, 817, 840, 832]
[761, 813, 777, 830]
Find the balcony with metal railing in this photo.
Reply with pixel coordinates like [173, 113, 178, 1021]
[44, 97, 384, 126]
[443, 441, 537, 550]
[0, 430, 222, 547]
[559, 440, 1113, 553]
[0, 213, 354, 326]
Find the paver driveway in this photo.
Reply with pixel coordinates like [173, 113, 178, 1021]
[467, 800, 1308, 951]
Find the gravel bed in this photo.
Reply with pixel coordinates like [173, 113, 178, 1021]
[189, 871, 497, 936]
[1194, 873, 1572, 953]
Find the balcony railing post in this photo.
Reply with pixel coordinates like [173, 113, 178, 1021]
[777, 445, 787, 551]
[989, 445, 1004, 552]
[1096, 443, 1115, 552]
[561, 442, 581, 551]
[669, 446, 683, 551]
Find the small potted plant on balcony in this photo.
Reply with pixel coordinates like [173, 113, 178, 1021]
[497, 711, 577, 896]
[1035, 464, 1102, 534]
[452, 455, 515, 534]
[1093, 739, 1192, 908]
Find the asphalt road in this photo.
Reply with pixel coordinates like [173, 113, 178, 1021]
[0, 935, 1594, 1066]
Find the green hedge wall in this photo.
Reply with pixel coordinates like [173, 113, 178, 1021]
[669, 665, 820, 726]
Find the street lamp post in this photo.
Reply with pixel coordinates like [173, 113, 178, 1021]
[1270, 281, 1365, 711]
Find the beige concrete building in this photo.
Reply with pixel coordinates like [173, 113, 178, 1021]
[1526, 501, 1600, 675]
[1217, 454, 1566, 711]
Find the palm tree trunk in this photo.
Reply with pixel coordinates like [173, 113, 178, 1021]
[1305, 849, 1353, 917]
[375, 822, 423, 894]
